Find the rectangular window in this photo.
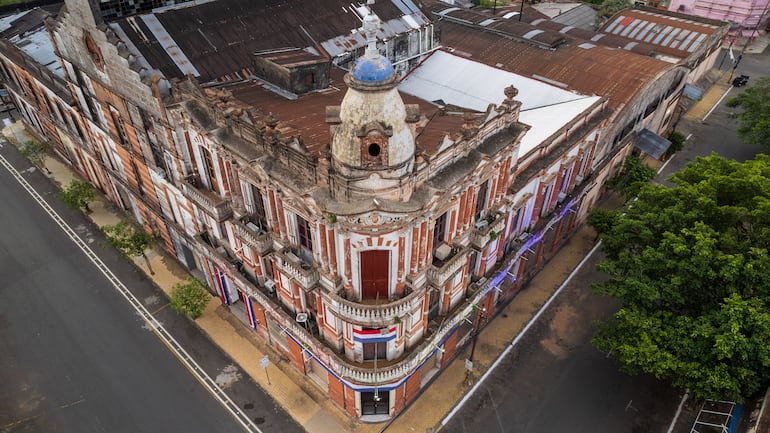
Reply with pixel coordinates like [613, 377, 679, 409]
[251, 185, 268, 229]
[297, 215, 313, 252]
[559, 165, 572, 193]
[511, 206, 523, 234]
[361, 391, 389, 415]
[475, 179, 489, 220]
[362, 340, 387, 361]
[540, 183, 553, 215]
[433, 211, 447, 248]
[200, 146, 219, 192]
[131, 161, 145, 196]
[110, 109, 129, 148]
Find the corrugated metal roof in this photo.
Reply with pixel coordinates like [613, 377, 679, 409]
[599, 8, 721, 59]
[423, 1, 566, 49]
[115, 0, 429, 83]
[227, 67, 449, 156]
[438, 20, 669, 111]
[0, 9, 64, 78]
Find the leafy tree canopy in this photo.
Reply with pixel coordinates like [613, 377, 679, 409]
[59, 179, 96, 213]
[103, 221, 155, 274]
[606, 154, 657, 199]
[170, 278, 210, 319]
[595, 0, 632, 27]
[726, 77, 770, 150]
[591, 154, 770, 402]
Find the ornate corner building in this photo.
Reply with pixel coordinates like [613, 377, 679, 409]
[0, 0, 727, 421]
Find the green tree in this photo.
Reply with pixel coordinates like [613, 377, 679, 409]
[593, 154, 770, 402]
[666, 131, 687, 156]
[19, 140, 50, 174]
[103, 221, 155, 275]
[587, 208, 619, 238]
[60, 179, 96, 213]
[170, 278, 210, 319]
[726, 77, 770, 150]
[595, 0, 632, 27]
[606, 154, 657, 198]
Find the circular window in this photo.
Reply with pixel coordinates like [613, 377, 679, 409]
[368, 143, 381, 157]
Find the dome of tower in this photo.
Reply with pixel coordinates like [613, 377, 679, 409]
[350, 55, 394, 82]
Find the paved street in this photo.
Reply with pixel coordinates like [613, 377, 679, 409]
[442, 249, 683, 433]
[0, 141, 302, 433]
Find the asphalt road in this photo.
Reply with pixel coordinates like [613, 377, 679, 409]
[444, 48, 769, 433]
[442, 252, 681, 433]
[0, 140, 302, 432]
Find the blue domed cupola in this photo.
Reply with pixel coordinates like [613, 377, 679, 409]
[326, 2, 419, 201]
[351, 56, 394, 82]
[348, 8, 397, 87]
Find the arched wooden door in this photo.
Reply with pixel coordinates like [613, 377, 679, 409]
[360, 250, 389, 301]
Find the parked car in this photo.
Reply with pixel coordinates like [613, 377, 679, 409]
[732, 75, 750, 87]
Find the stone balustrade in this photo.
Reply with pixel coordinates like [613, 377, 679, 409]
[181, 180, 232, 222]
[323, 285, 422, 328]
[427, 246, 470, 286]
[273, 248, 320, 289]
[231, 219, 273, 254]
[470, 212, 507, 249]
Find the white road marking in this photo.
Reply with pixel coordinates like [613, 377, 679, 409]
[0, 152, 263, 433]
[441, 240, 603, 427]
[702, 86, 733, 122]
[666, 392, 689, 433]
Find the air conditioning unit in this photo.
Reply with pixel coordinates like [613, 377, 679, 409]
[245, 221, 264, 234]
[264, 279, 276, 295]
[474, 219, 489, 231]
[434, 243, 452, 261]
[517, 232, 531, 242]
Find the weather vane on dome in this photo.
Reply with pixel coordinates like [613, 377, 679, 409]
[362, 0, 381, 60]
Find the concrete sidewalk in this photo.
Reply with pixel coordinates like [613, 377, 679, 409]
[0, 56, 736, 432]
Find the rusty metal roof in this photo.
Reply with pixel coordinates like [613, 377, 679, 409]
[439, 20, 670, 111]
[115, 0, 428, 83]
[599, 8, 723, 59]
[425, 1, 566, 49]
[226, 66, 485, 158]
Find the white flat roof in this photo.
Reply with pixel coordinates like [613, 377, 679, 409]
[399, 50, 601, 158]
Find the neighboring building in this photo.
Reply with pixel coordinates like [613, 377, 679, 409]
[0, 0, 724, 422]
[665, 0, 769, 38]
[530, 2, 597, 30]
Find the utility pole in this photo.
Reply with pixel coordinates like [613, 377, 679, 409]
[464, 306, 487, 386]
[728, 4, 770, 83]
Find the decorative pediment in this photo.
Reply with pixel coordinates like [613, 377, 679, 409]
[356, 121, 392, 138]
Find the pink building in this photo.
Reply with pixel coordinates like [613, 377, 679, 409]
[667, 0, 770, 37]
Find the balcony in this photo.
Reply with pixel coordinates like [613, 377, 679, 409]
[231, 217, 273, 255]
[323, 284, 422, 328]
[470, 212, 507, 249]
[273, 247, 319, 289]
[427, 245, 470, 286]
[181, 179, 232, 222]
